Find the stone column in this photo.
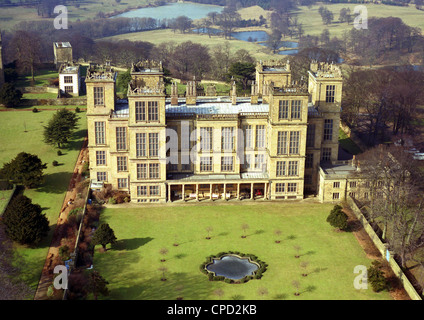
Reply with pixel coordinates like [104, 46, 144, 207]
[196, 184, 199, 201]
[264, 183, 267, 200]
[210, 184, 213, 201]
[182, 184, 185, 202]
[168, 184, 171, 202]
[237, 183, 240, 200]
[250, 183, 254, 200]
[223, 184, 227, 201]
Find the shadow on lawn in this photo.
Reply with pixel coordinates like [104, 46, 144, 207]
[36, 172, 72, 194]
[112, 237, 154, 251]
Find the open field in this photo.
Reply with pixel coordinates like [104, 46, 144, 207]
[101, 29, 278, 61]
[0, 109, 87, 294]
[92, 201, 393, 300]
[294, 3, 424, 38]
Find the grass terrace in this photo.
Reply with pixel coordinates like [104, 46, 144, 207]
[0, 109, 87, 294]
[92, 202, 393, 300]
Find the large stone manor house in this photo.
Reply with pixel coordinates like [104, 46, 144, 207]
[86, 59, 361, 204]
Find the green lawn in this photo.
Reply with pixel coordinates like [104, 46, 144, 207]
[93, 201, 392, 300]
[101, 29, 278, 61]
[22, 93, 59, 100]
[294, 3, 424, 38]
[339, 128, 362, 155]
[0, 109, 87, 294]
[15, 69, 58, 88]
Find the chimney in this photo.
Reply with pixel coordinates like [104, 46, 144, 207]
[251, 81, 259, 104]
[171, 81, 178, 106]
[186, 80, 197, 105]
[231, 81, 237, 105]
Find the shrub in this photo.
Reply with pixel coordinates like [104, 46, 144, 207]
[326, 205, 348, 230]
[32, 107, 38, 113]
[57, 150, 63, 156]
[368, 261, 387, 292]
[52, 160, 59, 166]
[75, 107, 81, 113]
[108, 197, 117, 204]
[59, 245, 70, 261]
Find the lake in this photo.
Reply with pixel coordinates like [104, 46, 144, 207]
[113, 2, 223, 20]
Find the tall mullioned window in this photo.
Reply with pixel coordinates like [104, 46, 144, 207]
[93, 87, 104, 106]
[276, 161, 286, 177]
[221, 127, 234, 151]
[322, 147, 331, 161]
[289, 131, 300, 154]
[135, 101, 146, 121]
[94, 122, 105, 145]
[200, 127, 212, 152]
[324, 119, 333, 141]
[305, 153, 314, 169]
[117, 156, 128, 172]
[136, 133, 146, 157]
[279, 100, 289, 119]
[96, 151, 106, 166]
[149, 133, 159, 157]
[137, 163, 147, 180]
[149, 163, 160, 179]
[148, 101, 159, 121]
[255, 125, 266, 149]
[244, 125, 252, 149]
[116, 127, 127, 151]
[326, 85, 335, 103]
[288, 161, 298, 176]
[277, 131, 288, 155]
[291, 100, 301, 119]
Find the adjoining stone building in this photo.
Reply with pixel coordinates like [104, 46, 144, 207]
[86, 59, 356, 204]
[53, 42, 73, 68]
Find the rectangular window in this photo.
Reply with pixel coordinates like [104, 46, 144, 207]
[148, 101, 159, 122]
[221, 127, 234, 151]
[333, 182, 340, 188]
[182, 164, 191, 171]
[94, 122, 105, 145]
[200, 157, 213, 172]
[64, 76, 73, 84]
[200, 127, 212, 152]
[349, 181, 357, 188]
[94, 87, 104, 106]
[289, 131, 300, 154]
[326, 85, 335, 103]
[117, 178, 128, 189]
[322, 147, 331, 161]
[244, 125, 252, 149]
[116, 127, 127, 151]
[255, 154, 264, 169]
[277, 131, 287, 155]
[221, 156, 233, 172]
[348, 192, 356, 198]
[306, 124, 315, 148]
[333, 193, 340, 200]
[324, 119, 333, 141]
[275, 183, 285, 193]
[64, 86, 73, 93]
[117, 156, 128, 172]
[279, 100, 289, 119]
[305, 153, 314, 169]
[137, 163, 147, 180]
[149, 163, 160, 179]
[291, 100, 301, 120]
[364, 192, 369, 200]
[255, 125, 266, 149]
[136, 133, 146, 157]
[135, 101, 146, 122]
[97, 172, 107, 182]
[137, 185, 147, 196]
[149, 133, 159, 157]
[288, 161, 298, 176]
[276, 161, 286, 177]
[287, 183, 297, 193]
[96, 150, 106, 166]
[150, 185, 160, 196]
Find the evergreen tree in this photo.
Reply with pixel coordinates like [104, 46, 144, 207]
[326, 205, 348, 231]
[0, 152, 47, 188]
[2, 194, 49, 245]
[367, 261, 387, 292]
[91, 223, 117, 250]
[43, 109, 79, 148]
[0, 83, 22, 108]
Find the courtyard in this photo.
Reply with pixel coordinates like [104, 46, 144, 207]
[92, 201, 393, 300]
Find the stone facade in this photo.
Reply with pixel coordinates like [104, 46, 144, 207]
[86, 59, 352, 204]
[53, 42, 73, 68]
